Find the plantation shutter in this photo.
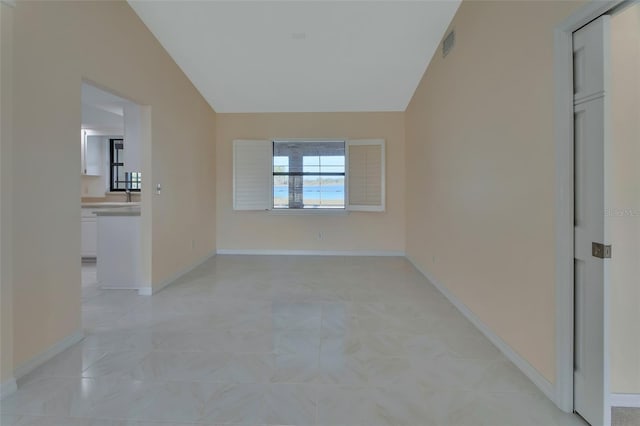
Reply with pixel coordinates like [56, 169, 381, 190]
[346, 139, 385, 212]
[233, 139, 271, 210]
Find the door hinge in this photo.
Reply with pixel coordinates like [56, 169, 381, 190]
[592, 242, 612, 259]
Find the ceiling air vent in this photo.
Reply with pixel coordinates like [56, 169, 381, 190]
[442, 29, 455, 58]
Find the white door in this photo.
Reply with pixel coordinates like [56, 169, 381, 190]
[573, 15, 612, 426]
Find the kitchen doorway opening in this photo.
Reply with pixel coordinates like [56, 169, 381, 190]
[80, 80, 152, 331]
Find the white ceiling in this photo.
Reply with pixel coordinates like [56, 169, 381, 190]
[81, 83, 134, 130]
[128, 0, 460, 113]
[82, 83, 130, 116]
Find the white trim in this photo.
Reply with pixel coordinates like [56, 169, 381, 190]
[13, 329, 84, 380]
[0, 378, 17, 399]
[140, 250, 217, 296]
[553, 19, 577, 413]
[553, 0, 625, 414]
[138, 287, 153, 296]
[611, 393, 640, 408]
[272, 138, 348, 143]
[100, 285, 145, 291]
[216, 249, 404, 257]
[558, 1, 622, 33]
[407, 256, 556, 402]
[81, 128, 124, 137]
[0, 0, 16, 7]
[267, 209, 349, 216]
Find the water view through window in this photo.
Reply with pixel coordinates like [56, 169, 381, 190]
[273, 141, 345, 209]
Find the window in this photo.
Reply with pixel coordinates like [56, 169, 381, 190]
[273, 141, 345, 209]
[109, 139, 141, 192]
[233, 139, 385, 212]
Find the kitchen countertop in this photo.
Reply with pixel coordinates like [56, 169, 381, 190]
[82, 202, 140, 208]
[93, 205, 141, 217]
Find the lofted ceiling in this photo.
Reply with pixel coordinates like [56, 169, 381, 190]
[81, 82, 135, 131]
[128, 0, 460, 113]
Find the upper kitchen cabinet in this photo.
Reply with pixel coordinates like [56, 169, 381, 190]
[81, 130, 104, 176]
[81, 130, 103, 176]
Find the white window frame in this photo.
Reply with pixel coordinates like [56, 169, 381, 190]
[232, 138, 385, 213]
[272, 139, 348, 212]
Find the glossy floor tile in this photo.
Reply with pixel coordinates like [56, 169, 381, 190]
[0, 256, 615, 425]
[612, 408, 640, 426]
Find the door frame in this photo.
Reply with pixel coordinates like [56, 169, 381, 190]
[553, 0, 624, 414]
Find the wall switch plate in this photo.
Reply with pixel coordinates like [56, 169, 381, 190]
[156, 183, 162, 195]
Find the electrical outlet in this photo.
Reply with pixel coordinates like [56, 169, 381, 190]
[317, 232, 323, 240]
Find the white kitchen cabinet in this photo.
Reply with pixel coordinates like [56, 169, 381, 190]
[96, 209, 143, 289]
[81, 209, 97, 258]
[81, 131, 103, 176]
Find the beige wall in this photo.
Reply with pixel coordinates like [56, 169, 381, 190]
[6, 0, 634, 399]
[405, 0, 584, 383]
[216, 113, 405, 252]
[11, 0, 216, 370]
[609, 4, 640, 395]
[0, 1, 14, 385]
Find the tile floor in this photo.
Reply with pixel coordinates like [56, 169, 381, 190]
[0, 255, 628, 425]
[612, 408, 640, 426]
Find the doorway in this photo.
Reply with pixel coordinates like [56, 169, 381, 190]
[555, 2, 640, 425]
[80, 81, 151, 330]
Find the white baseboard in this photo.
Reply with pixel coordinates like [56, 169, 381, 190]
[216, 249, 405, 257]
[141, 250, 217, 296]
[406, 256, 556, 404]
[101, 285, 144, 291]
[611, 393, 640, 408]
[138, 287, 153, 296]
[0, 377, 17, 399]
[13, 329, 84, 380]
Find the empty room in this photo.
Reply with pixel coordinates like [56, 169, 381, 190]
[0, 1, 638, 426]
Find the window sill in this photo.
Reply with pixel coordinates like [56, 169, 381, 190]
[267, 209, 349, 216]
[106, 191, 142, 196]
